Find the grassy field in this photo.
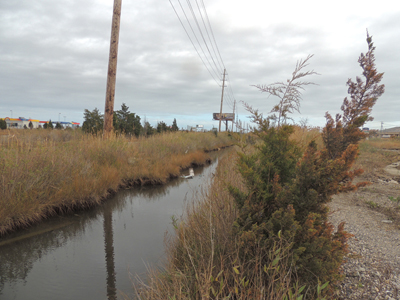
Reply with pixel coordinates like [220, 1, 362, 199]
[0, 129, 233, 236]
[355, 137, 400, 177]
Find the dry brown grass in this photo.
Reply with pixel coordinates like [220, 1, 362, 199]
[131, 130, 400, 300]
[354, 138, 400, 178]
[0, 129, 233, 236]
[133, 149, 310, 300]
[289, 125, 323, 151]
[362, 137, 400, 150]
[132, 126, 354, 300]
[289, 128, 400, 179]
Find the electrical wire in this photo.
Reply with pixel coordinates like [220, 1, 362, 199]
[193, 0, 224, 73]
[200, 0, 226, 70]
[169, 0, 239, 129]
[168, 0, 220, 86]
[184, 0, 221, 79]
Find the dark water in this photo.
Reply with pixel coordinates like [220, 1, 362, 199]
[0, 160, 218, 300]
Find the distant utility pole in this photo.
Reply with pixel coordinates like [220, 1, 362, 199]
[231, 99, 235, 132]
[218, 69, 226, 132]
[104, 0, 122, 137]
[236, 106, 238, 133]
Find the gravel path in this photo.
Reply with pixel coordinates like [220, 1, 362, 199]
[328, 171, 400, 299]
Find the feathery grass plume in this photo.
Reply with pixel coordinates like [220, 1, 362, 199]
[252, 54, 319, 128]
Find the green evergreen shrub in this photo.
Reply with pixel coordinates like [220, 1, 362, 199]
[0, 119, 6, 130]
[230, 32, 384, 296]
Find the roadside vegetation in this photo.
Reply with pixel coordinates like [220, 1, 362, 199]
[356, 138, 400, 177]
[134, 147, 331, 300]
[353, 137, 400, 226]
[134, 32, 385, 299]
[0, 129, 233, 236]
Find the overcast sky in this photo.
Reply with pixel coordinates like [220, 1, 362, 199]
[1, 0, 399, 130]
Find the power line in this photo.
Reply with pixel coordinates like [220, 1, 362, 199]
[185, 0, 221, 78]
[169, 0, 238, 119]
[168, 0, 220, 85]
[178, 0, 221, 80]
[194, 0, 224, 72]
[169, 0, 229, 84]
[199, 0, 226, 69]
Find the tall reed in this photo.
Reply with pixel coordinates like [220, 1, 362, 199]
[133, 149, 308, 300]
[0, 129, 233, 236]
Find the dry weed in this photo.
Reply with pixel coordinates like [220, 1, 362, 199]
[0, 130, 233, 236]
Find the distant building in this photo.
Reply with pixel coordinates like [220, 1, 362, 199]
[362, 127, 369, 134]
[60, 121, 80, 128]
[380, 127, 400, 138]
[3, 117, 80, 129]
[4, 117, 39, 129]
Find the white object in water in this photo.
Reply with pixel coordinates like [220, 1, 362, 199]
[181, 168, 194, 179]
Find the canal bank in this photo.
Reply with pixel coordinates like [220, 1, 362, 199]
[0, 157, 223, 300]
[0, 130, 234, 236]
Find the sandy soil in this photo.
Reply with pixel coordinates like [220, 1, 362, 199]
[328, 161, 400, 299]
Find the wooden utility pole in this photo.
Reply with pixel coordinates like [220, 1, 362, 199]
[218, 69, 226, 132]
[231, 99, 235, 132]
[104, 0, 122, 136]
[236, 106, 238, 132]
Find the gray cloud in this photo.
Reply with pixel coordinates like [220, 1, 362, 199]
[1, 0, 399, 130]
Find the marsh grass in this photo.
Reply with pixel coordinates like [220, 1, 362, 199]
[0, 129, 232, 236]
[355, 138, 400, 176]
[290, 125, 323, 151]
[363, 137, 400, 150]
[133, 149, 314, 300]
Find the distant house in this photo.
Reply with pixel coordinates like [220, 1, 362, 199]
[381, 127, 400, 138]
[4, 117, 39, 129]
[4, 117, 79, 129]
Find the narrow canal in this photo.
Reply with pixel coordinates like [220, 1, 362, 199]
[0, 159, 219, 300]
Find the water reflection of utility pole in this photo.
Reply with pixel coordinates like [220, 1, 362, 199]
[104, 209, 117, 300]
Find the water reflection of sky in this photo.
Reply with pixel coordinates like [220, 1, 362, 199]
[0, 159, 219, 300]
